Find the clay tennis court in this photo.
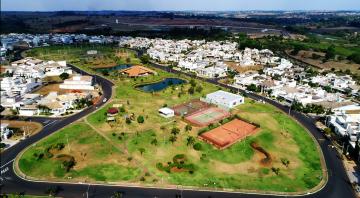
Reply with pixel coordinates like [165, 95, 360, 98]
[200, 118, 259, 149]
[172, 99, 210, 116]
[184, 107, 230, 127]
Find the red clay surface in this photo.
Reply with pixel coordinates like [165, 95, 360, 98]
[184, 107, 230, 127]
[200, 119, 259, 149]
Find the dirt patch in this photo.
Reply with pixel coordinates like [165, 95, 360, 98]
[56, 154, 74, 162]
[225, 61, 263, 73]
[34, 83, 68, 95]
[170, 166, 187, 173]
[251, 142, 272, 166]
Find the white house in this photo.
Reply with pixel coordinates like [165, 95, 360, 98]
[60, 75, 94, 90]
[158, 107, 175, 118]
[204, 90, 244, 109]
[19, 105, 39, 116]
[196, 66, 227, 78]
[0, 123, 13, 140]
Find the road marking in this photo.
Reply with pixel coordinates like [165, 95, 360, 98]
[43, 120, 57, 128]
[1, 167, 9, 174]
[0, 158, 15, 169]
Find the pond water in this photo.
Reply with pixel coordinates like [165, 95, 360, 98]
[95, 64, 132, 72]
[136, 78, 186, 92]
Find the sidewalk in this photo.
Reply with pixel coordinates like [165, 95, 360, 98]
[343, 158, 360, 197]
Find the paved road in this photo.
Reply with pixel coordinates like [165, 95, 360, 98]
[0, 58, 356, 197]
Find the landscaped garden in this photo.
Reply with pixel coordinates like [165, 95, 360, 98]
[18, 45, 324, 193]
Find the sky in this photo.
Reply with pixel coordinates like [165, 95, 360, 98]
[2, 0, 360, 11]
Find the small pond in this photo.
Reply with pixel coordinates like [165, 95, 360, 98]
[95, 64, 132, 72]
[136, 78, 186, 92]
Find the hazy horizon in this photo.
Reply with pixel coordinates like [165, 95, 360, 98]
[2, 0, 360, 12]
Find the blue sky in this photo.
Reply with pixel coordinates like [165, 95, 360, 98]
[2, 0, 360, 11]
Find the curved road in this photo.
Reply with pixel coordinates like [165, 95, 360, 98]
[0, 56, 356, 198]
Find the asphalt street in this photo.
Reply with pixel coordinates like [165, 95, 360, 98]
[0, 56, 356, 198]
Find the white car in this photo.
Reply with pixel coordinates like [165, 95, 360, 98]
[103, 98, 107, 103]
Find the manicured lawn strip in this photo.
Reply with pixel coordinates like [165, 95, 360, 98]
[69, 164, 141, 182]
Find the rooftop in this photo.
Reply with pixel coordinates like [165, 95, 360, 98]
[121, 65, 156, 77]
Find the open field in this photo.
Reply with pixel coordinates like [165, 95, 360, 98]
[19, 45, 323, 192]
[18, 122, 141, 182]
[287, 50, 360, 74]
[24, 45, 140, 73]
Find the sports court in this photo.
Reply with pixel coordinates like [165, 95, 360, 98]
[172, 99, 210, 116]
[184, 107, 230, 127]
[199, 118, 259, 149]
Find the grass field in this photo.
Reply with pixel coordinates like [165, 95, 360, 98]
[19, 44, 323, 193]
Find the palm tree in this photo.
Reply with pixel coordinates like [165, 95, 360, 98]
[171, 127, 180, 136]
[151, 138, 158, 146]
[186, 136, 196, 146]
[138, 148, 145, 155]
[185, 124, 192, 132]
[169, 135, 177, 144]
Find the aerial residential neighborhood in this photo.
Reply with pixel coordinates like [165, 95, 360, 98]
[1, 1, 360, 198]
[1, 57, 100, 119]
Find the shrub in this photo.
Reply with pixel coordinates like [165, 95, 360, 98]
[193, 143, 202, 151]
[126, 117, 132, 124]
[44, 152, 53, 159]
[196, 85, 203, 93]
[271, 167, 280, 175]
[137, 115, 145, 123]
[59, 72, 70, 80]
[55, 143, 65, 150]
[188, 86, 195, 94]
[281, 158, 290, 167]
[261, 168, 270, 175]
[0, 143, 6, 149]
[173, 154, 186, 162]
[156, 162, 163, 170]
[62, 158, 76, 172]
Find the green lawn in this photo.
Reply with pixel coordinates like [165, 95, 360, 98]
[18, 122, 141, 182]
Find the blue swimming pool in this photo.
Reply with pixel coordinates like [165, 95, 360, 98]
[136, 78, 186, 92]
